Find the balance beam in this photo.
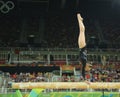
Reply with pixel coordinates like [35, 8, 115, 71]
[12, 82, 120, 89]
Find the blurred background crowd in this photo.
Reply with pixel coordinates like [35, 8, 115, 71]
[0, 0, 120, 93]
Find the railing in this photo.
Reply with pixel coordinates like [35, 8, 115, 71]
[0, 48, 119, 65]
[0, 47, 120, 52]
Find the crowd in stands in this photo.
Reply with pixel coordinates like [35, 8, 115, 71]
[0, 62, 119, 89]
[44, 12, 120, 48]
[0, 15, 21, 47]
[9, 63, 120, 83]
[44, 13, 78, 48]
[0, 12, 120, 48]
[100, 17, 120, 48]
[10, 72, 52, 83]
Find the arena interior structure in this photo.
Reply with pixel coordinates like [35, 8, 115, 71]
[0, 0, 120, 97]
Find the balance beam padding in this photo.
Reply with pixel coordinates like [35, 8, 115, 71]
[12, 82, 120, 89]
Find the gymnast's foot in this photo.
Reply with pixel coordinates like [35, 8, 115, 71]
[77, 13, 83, 22]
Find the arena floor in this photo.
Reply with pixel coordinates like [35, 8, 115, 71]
[0, 92, 119, 97]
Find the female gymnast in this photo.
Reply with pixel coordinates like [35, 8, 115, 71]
[77, 13, 91, 80]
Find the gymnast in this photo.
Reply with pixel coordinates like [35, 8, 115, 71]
[77, 13, 91, 80]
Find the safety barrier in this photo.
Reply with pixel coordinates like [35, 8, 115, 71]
[0, 48, 119, 65]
